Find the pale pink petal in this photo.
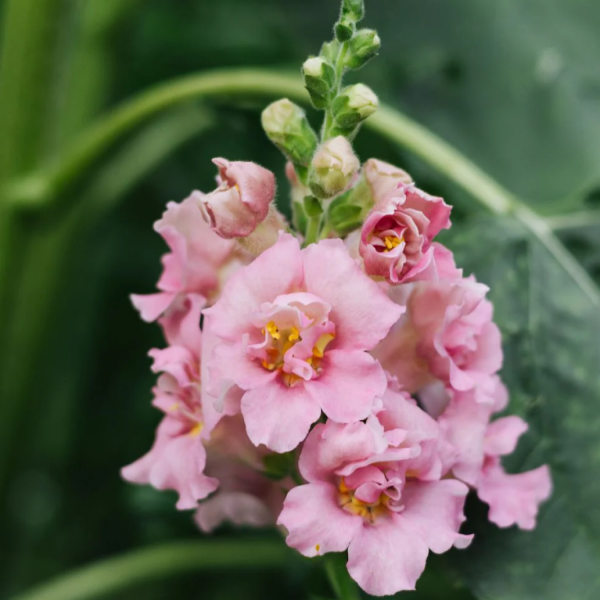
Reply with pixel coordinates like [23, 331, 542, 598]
[299, 421, 386, 483]
[278, 482, 362, 557]
[158, 293, 204, 352]
[201, 315, 240, 434]
[203, 233, 303, 340]
[149, 346, 197, 389]
[484, 416, 529, 457]
[478, 462, 552, 530]
[302, 238, 404, 350]
[400, 479, 471, 553]
[194, 492, 274, 532]
[210, 341, 276, 391]
[130, 292, 176, 322]
[121, 417, 218, 510]
[241, 380, 322, 452]
[213, 158, 275, 220]
[438, 393, 491, 486]
[308, 350, 385, 423]
[347, 517, 428, 595]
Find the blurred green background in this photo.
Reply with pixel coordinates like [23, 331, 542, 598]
[1, 1, 599, 599]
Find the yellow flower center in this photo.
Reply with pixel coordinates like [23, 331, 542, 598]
[189, 423, 203, 438]
[382, 234, 402, 252]
[338, 478, 388, 523]
[260, 321, 335, 386]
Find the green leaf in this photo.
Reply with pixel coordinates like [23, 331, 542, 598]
[362, 0, 600, 212]
[262, 451, 297, 481]
[304, 195, 324, 217]
[444, 216, 600, 599]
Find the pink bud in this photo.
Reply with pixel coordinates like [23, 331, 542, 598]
[198, 158, 276, 239]
[363, 158, 413, 202]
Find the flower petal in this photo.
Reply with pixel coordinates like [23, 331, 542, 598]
[308, 350, 386, 423]
[203, 233, 303, 341]
[302, 238, 404, 350]
[278, 482, 362, 557]
[400, 479, 471, 554]
[347, 516, 428, 595]
[241, 379, 321, 452]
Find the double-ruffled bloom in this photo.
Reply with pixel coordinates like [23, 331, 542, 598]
[359, 180, 452, 284]
[204, 233, 403, 452]
[278, 378, 471, 595]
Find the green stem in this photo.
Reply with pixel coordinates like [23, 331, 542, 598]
[7, 70, 307, 209]
[322, 43, 349, 141]
[8, 539, 287, 600]
[324, 554, 361, 600]
[7, 69, 599, 308]
[304, 214, 321, 246]
[544, 210, 600, 232]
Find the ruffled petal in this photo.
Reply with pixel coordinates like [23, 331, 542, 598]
[278, 482, 362, 557]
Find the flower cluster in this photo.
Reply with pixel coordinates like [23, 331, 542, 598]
[122, 1, 550, 594]
[123, 156, 550, 595]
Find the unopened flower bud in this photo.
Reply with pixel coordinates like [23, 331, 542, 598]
[309, 136, 360, 199]
[332, 84, 379, 129]
[197, 158, 275, 239]
[302, 57, 336, 109]
[345, 29, 381, 70]
[335, 17, 355, 42]
[364, 158, 413, 200]
[341, 0, 365, 22]
[261, 99, 318, 167]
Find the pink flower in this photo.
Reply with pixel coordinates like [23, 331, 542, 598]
[203, 233, 403, 452]
[121, 295, 218, 509]
[478, 416, 552, 530]
[278, 383, 470, 596]
[131, 194, 236, 322]
[437, 382, 551, 530]
[198, 158, 276, 239]
[373, 276, 502, 403]
[359, 182, 452, 284]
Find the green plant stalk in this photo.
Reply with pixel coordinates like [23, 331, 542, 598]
[8, 539, 287, 600]
[324, 554, 362, 600]
[7, 69, 597, 307]
[321, 43, 349, 141]
[304, 214, 322, 246]
[0, 0, 67, 344]
[0, 107, 215, 525]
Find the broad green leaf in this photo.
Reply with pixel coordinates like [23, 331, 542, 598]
[444, 216, 600, 599]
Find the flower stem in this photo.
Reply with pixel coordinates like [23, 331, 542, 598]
[8, 539, 287, 600]
[304, 214, 321, 246]
[324, 554, 361, 600]
[7, 69, 598, 307]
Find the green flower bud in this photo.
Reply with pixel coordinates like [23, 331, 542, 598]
[302, 57, 336, 109]
[341, 0, 365, 22]
[332, 84, 379, 129]
[320, 39, 341, 64]
[335, 17, 355, 42]
[345, 29, 381, 70]
[309, 136, 360, 199]
[261, 99, 318, 167]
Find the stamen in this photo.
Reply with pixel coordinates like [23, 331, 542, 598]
[383, 234, 402, 252]
[189, 423, 203, 438]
